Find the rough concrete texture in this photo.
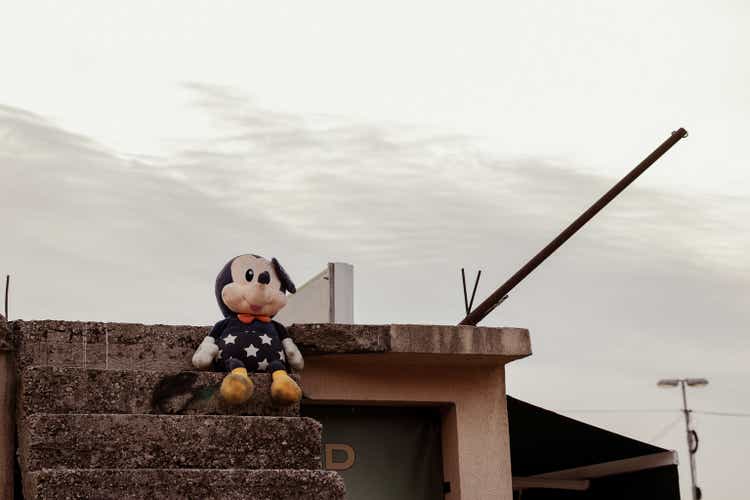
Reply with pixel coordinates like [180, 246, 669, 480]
[289, 323, 391, 353]
[12, 320, 530, 371]
[11, 320, 208, 372]
[388, 324, 531, 358]
[19, 366, 299, 419]
[27, 469, 345, 500]
[0, 314, 10, 351]
[20, 414, 322, 471]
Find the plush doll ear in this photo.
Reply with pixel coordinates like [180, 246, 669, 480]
[272, 257, 296, 294]
[215, 257, 236, 318]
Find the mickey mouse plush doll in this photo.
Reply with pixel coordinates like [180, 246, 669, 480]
[192, 254, 304, 406]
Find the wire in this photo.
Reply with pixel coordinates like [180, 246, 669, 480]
[693, 410, 750, 418]
[648, 415, 684, 443]
[560, 409, 677, 414]
[560, 408, 750, 418]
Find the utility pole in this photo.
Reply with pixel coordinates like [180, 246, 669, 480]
[658, 378, 708, 500]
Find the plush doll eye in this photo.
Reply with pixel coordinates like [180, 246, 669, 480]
[245, 269, 254, 282]
[258, 271, 271, 284]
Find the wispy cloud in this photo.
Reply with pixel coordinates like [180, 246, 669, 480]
[162, 84, 749, 275]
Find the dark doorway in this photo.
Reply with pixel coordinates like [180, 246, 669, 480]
[302, 405, 445, 500]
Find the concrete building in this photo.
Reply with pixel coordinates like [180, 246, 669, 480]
[2, 318, 529, 499]
[0, 264, 680, 498]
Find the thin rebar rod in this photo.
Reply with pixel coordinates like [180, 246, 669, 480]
[4, 275, 8, 319]
[459, 128, 688, 326]
[461, 268, 469, 315]
[468, 270, 482, 312]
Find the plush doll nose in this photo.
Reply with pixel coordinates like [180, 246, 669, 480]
[257, 271, 271, 285]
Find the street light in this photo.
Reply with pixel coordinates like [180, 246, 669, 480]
[657, 379, 680, 387]
[685, 378, 709, 387]
[657, 378, 709, 500]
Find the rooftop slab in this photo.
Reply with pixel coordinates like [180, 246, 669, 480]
[10, 320, 531, 370]
[291, 323, 530, 361]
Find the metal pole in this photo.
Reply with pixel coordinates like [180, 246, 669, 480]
[681, 381, 698, 500]
[461, 269, 469, 315]
[3, 275, 8, 320]
[459, 128, 688, 326]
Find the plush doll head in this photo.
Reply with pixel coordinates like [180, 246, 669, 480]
[215, 254, 296, 318]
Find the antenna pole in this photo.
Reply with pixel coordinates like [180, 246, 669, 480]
[468, 270, 482, 311]
[459, 128, 688, 326]
[461, 269, 469, 315]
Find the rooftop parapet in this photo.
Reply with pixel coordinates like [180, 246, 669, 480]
[9, 320, 531, 372]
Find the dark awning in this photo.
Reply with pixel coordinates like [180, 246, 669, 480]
[507, 396, 680, 499]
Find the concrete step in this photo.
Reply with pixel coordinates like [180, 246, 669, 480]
[9, 319, 401, 372]
[10, 320, 365, 373]
[26, 469, 345, 500]
[11, 320, 209, 372]
[19, 366, 299, 417]
[20, 414, 322, 471]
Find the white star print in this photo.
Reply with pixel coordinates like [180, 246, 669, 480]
[259, 334, 272, 345]
[257, 359, 269, 371]
[278, 350, 285, 361]
[217, 350, 223, 358]
[224, 334, 237, 345]
[244, 345, 259, 358]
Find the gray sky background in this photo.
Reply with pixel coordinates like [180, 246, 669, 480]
[1, 2, 748, 498]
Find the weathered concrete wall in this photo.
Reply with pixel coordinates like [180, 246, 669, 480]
[12, 319, 531, 500]
[19, 366, 299, 418]
[302, 357, 514, 500]
[20, 414, 323, 471]
[0, 314, 15, 499]
[0, 314, 11, 351]
[10, 320, 530, 372]
[10, 320, 208, 372]
[28, 469, 345, 500]
[289, 322, 530, 359]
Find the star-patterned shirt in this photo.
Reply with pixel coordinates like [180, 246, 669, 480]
[209, 317, 289, 373]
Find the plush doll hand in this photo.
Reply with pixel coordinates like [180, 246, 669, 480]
[282, 338, 304, 371]
[192, 336, 219, 370]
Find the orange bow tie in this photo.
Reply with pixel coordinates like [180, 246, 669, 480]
[237, 314, 272, 324]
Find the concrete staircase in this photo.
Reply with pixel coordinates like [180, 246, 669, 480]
[11, 320, 345, 499]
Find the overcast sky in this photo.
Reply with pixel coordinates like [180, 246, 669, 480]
[2, 2, 748, 498]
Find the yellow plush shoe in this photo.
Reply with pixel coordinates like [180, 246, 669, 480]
[220, 367, 254, 405]
[271, 370, 302, 406]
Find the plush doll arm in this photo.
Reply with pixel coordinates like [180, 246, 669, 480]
[282, 338, 304, 371]
[275, 321, 304, 371]
[191, 320, 226, 370]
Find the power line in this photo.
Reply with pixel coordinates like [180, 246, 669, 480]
[649, 415, 684, 442]
[559, 408, 677, 414]
[560, 408, 750, 418]
[693, 410, 750, 418]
